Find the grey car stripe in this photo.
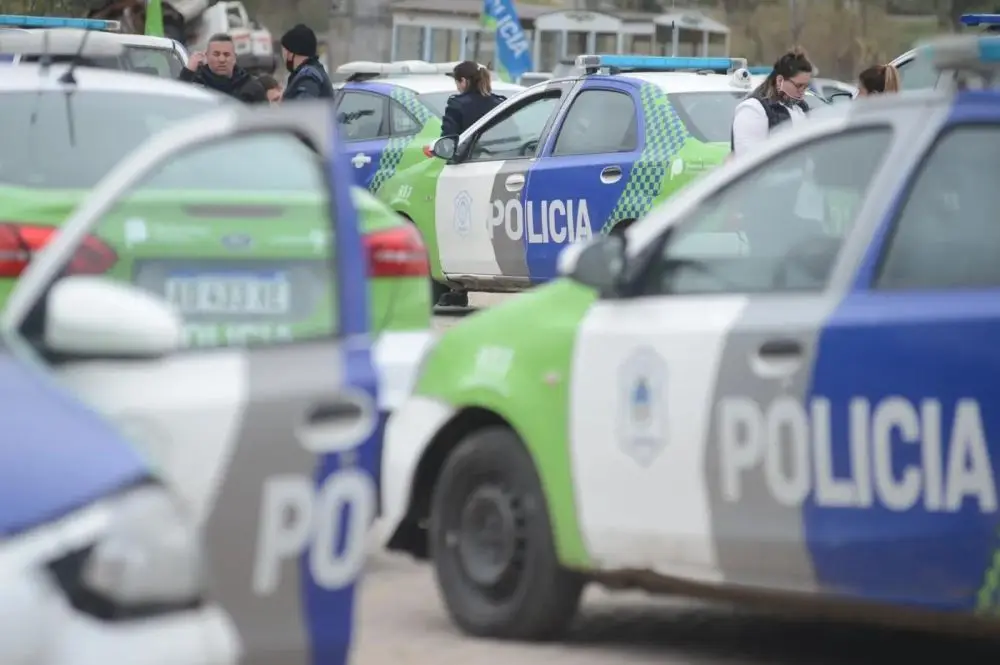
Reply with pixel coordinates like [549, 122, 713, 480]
[488, 160, 532, 277]
[204, 343, 344, 665]
[702, 298, 839, 590]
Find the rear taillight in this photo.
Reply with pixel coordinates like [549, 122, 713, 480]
[364, 224, 429, 277]
[0, 223, 118, 278]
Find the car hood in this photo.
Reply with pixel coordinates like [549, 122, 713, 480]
[0, 355, 149, 536]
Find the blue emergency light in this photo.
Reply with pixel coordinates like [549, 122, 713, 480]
[0, 14, 121, 31]
[919, 33, 1000, 74]
[960, 13, 1000, 26]
[576, 54, 748, 74]
[747, 66, 771, 75]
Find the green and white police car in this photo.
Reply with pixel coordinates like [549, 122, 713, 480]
[377, 33, 1000, 641]
[374, 55, 777, 303]
[333, 60, 524, 193]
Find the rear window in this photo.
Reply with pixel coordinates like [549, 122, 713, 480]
[20, 45, 182, 77]
[667, 91, 744, 143]
[124, 45, 183, 78]
[0, 90, 318, 191]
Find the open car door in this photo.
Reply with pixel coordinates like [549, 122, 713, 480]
[0, 103, 378, 665]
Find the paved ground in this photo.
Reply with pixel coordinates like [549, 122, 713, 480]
[356, 546, 1000, 665]
[353, 291, 1000, 665]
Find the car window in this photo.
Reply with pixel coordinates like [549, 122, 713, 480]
[877, 126, 1000, 289]
[125, 45, 183, 77]
[0, 90, 221, 189]
[635, 127, 893, 296]
[552, 89, 637, 155]
[468, 93, 560, 162]
[337, 91, 387, 141]
[668, 91, 746, 143]
[389, 100, 421, 135]
[96, 132, 335, 349]
[896, 53, 938, 91]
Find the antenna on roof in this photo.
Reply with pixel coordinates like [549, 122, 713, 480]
[59, 27, 94, 84]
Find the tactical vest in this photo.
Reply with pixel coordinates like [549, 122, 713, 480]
[730, 97, 808, 152]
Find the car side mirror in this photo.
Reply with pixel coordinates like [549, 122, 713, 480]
[828, 91, 854, 103]
[431, 136, 457, 160]
[44, 276, 182, 359]
[557, 234, 626, 296]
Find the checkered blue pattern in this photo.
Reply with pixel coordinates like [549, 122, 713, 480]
[604, 83, 692, 233]
[368, 87, 436, 194]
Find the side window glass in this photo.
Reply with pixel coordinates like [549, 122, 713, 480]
[337, 92, 386, 141]
[88, 132, 336, 349]
[553, 89, 637, 156]
[468, 94, 560, 162]
[896, 54, 938, 91]
[878, 126, 1000, 289]
[390, 101, 421, 136]
[637, 128, 893, 296]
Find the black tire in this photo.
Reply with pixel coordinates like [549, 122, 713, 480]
[431, 279, 449, 306]
[430, 426, 584, 640]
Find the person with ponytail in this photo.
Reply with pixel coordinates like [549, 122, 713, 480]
[441, 60, 507, 138]
[857, 64, 900, 96]
[731, 49, 814, 157]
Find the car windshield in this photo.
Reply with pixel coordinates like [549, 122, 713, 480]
[0, 90, 317, 190]
[667, 91, 745, 143]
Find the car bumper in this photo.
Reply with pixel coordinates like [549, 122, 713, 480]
[0, 567, 240, 665]
[371, 395, 455, 549]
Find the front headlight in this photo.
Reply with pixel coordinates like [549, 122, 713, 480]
[48, 483, 205, 621]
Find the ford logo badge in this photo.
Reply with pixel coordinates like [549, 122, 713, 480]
[221, 234, 252, 249]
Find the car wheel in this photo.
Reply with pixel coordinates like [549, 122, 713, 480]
[431, 279, 450, 306]
[430, 426, 584, 640]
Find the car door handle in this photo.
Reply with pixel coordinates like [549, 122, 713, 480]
[295, 391, 375, 454]
[600, 166, 623, 184]
[505, 174, 525, 192]
[351, 152, 372, 169]
[750, 339, 803, 379]
[758, 339, 802, 358]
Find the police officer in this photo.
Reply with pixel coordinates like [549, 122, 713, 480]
[731, 49, 813, 157]
[279, 24, 334, 101]
[440, 60, 506, 138]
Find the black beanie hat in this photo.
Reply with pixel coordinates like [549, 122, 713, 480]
[281, 23, 317, 57]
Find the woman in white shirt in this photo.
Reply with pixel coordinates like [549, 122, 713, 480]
[731, 50, 814, 157]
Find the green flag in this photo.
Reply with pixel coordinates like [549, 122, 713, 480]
[145, 0, 164, 37]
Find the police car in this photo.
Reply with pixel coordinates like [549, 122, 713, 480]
[0, 352, 237, 665]
[333, 60, 524, 191]
[377, 54, 821, 298]
[1, 100, 381, 664]
[0, 14, 187, 77]
[378, 34, 1000, 639]
[890, 13, 1000, 91]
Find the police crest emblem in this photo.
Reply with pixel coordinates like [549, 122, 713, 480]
[453, 190, 472, 237]
[617, 346, 668, 466]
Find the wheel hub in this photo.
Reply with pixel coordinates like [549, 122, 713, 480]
[456, 485, 520, 587]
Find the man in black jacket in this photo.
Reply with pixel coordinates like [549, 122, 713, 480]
[178, 33, 267, 104]
[279, 24, 334, 101]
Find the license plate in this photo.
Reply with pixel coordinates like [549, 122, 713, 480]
[164, 272, 290, 315]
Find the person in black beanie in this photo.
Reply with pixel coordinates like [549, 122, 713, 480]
[280, 23, 334, 101]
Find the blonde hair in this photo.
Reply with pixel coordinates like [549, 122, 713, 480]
[859, 64, 899, 94]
